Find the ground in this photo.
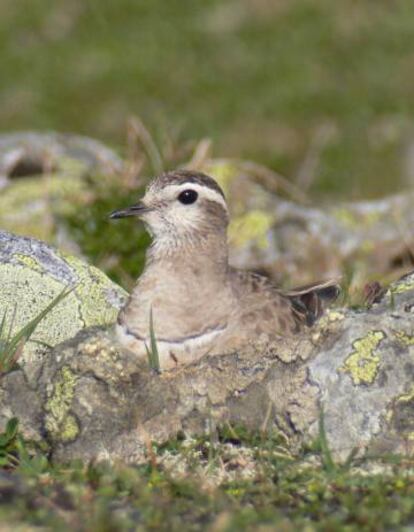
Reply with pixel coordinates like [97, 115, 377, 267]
[1, 421, 414, 531]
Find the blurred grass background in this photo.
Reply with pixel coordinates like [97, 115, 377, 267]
[1, 0, 414, 199]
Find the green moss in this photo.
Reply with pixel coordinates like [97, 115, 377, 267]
[44, 366, 79, 442]
[341, 330, 385, 385]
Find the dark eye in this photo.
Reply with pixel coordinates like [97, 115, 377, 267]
[178, 189, 198, 205]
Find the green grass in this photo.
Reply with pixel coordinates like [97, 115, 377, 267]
[144, 308, 161, 373]
[0, 288, 72, 374]
[0, 420, 413, 530]
[1, 0, 414, 198]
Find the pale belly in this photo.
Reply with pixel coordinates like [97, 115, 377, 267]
[115, 322, 227, 370]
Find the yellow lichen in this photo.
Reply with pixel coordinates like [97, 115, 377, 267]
[341, 330, 385, 385]
[314, 309, 345, 333]
[13, 254, 44, 273]
[229, 210, 273, 249]
[44, 366, 79, 442]
[332, 208, 359, 228]
[390, 275, 414, 294]
[393, 330, 414, 347]
[332, 207, 380, 230]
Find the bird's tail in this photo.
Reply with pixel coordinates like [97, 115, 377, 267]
[285, 279, 341, 327]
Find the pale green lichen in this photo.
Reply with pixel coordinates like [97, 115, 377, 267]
[341, 330, 385, 385]
[0, 161, 87, 244]
[0, 246, 125, 374]
[44, 366, 79, 442]
[0, 263, 81, 354]
[63, 254, 127, 326]
[229, 210, 273, 249]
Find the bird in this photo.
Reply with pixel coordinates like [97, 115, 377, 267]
[109, 170, 340, 370]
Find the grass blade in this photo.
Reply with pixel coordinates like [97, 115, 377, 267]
[145, 308, 160, 373]
[318, 409, 336, 473]
[0, 287, 74, 374]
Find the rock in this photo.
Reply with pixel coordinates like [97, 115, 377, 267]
[0, 230, 127, 396]
[1, 132, 412, 287]
[0, 132, 123, 252]
[1, 249, 413, 462]
[203, 159, 414, 285]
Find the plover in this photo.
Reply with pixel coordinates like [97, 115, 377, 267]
[110, 170, 339, 369]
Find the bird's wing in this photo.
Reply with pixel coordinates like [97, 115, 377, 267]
[229, 269, 340, 335]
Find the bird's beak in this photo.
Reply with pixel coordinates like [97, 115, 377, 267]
[109, 200, 151, 220]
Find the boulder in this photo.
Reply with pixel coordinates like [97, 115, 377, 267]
[0, 132, 122, 251]
[0, 232, 413, 463]
[0, 231, 126, 399]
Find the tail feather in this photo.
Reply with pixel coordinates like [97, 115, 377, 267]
[285, 279, 341, 327]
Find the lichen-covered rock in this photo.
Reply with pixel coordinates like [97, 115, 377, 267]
[1, 257, 413, 463]
[0, 132, 122, 251]
[0, 230, 127, 391]
[203, 159, 414, 285]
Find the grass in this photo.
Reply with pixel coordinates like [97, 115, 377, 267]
[0, 287, 73, 374]
[0, 420, 413, 530]
[144, 308, 161, 373]
[2, 0, 414, 199]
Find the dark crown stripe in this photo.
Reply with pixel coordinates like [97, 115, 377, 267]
[156, 170, 225, 199]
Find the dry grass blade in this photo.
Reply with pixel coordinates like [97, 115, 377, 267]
[186, 138, 213, 170]
[210, 158, 309, 204]
[128, 116, 164, 176]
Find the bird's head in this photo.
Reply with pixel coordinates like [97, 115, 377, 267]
[109, 170, 229, 249]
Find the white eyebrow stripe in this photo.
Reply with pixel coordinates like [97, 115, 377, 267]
[168, 183, 228, 210]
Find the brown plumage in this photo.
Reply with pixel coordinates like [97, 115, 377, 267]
[110, 170, 340, 369]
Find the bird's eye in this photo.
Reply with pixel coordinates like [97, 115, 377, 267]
[178, 189, 198, 205]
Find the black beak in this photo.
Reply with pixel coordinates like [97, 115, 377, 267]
[109, 201, 150, 220]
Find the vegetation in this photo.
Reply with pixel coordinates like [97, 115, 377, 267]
[0, 419, 413, 530]
[2, 0, 414, 199]
[0, 288, 72, 374]
[1, 0, 414, 529]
